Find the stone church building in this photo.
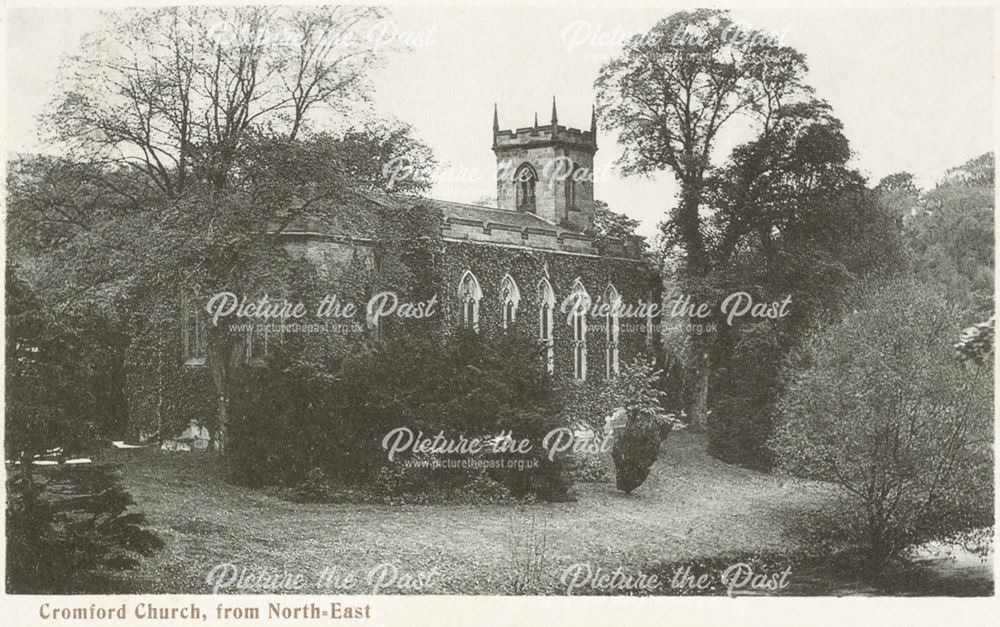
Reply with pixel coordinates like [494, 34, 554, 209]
[126, 101, 660, 445]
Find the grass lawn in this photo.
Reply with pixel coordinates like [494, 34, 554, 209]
[100, 432, 847, 594]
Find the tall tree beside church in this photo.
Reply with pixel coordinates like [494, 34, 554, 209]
[596, 9, 810, 430]
[702, 101, 907, 466]
[31, 7, 434, 454]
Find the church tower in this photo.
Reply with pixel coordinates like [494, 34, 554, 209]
[492, 98, 598, 231]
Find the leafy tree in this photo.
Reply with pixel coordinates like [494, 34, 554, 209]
[590, 200, 648, 255]
[771, 277, 993, 568]
[48, 6, 390, 196]
[904, 153, 994, 319]
[596, 9, 810, 430]
[700, 101, 907, 467]
[18, 7, 435, 453]
[875, 171, 921, 223]
[5, 261, 95, 474]
[706, 101, 878, 265]
[6, 155, 154, 258]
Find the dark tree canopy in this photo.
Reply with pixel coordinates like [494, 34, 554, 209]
[903, 153, 994, 319]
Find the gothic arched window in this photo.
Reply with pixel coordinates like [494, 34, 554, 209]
[569, 279, 590, 381]
[458, 270, 483, 332]
[537, 278, 555, 374]
[604, 284, 621, 378]
[500, 274, 520, 330]
[515, 163, 537, 212]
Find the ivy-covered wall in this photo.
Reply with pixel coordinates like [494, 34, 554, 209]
[439, 241, 660, 381]
[124, 238, 380, 441]
[125, 294, 217, 441]
[124, 200, 659, 441]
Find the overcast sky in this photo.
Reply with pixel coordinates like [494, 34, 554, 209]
[6, 4, 995, 237]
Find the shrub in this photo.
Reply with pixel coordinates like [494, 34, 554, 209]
[553, 358, 670, 493]
[771, 277, 993, 567]
[229, 331, 574, 501]
[494, 407, 573, 502]
[505, 512, 551, 594]
[6, 464, 163, 593]
[611, 408, 666, 494]
[557, 357, 666, 431]
[565, 450, 613, 483]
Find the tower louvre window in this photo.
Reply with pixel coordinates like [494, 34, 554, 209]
[515, 164, 537, 212]
[565, 163, 579, 214]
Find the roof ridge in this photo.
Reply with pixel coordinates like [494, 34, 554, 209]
[354, 190, 587, 235]
[425, 198, 580, 232]
[428, 198, 507, 211]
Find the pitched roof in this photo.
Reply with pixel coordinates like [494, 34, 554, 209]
[280, 190, 593, 243]
[421, 198, 568, 232]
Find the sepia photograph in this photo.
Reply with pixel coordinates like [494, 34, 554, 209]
[2, 0, 996, 620]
